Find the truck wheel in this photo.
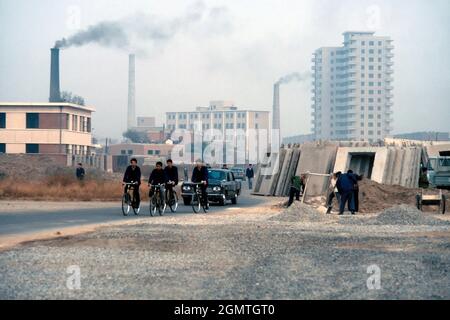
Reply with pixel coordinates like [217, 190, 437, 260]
[231, 195, 237, 205]
[183, 197, 192, 206]
[218, 198, 225, 206]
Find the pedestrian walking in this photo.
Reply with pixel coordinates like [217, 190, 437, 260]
[76, 163, 85, 181]
[246, 164, 255, 189]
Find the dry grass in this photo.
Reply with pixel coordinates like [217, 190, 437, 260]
[0, 175, 150, 202]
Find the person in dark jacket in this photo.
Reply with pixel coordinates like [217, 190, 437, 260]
[287, 175, 303, 207]
[149, 161, 167, 203]
[164, 159, 179, 202]
[192, 159, 209, 209]
[122, 158, 142, 209]
[347, 170, 363, 213]
[336, 172, 357, 215]
[246, 164, 255, 189]
[76, 163, 85, 181]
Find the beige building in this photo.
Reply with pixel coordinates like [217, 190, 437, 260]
[166, 101, 270, 164]
[109, 143, 173, 158]
[0, 102, 94, 155]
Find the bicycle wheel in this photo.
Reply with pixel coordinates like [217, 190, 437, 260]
[202, 199, 209, 213]
[149, 196, 157, 217]
[132, 195, 140, 216]
[192, 194, 201, 213]
[158, 196, 166, 216]
[168, 191, 179, 213]
[122, 194, 131, 216]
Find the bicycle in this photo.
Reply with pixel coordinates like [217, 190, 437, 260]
[122, 182, 140, 216]
[149, 184, 166, 216]
[165, 181, 179, 213]
[191, 182, 209, 213]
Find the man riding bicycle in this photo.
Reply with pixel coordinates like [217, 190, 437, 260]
[122, 158, 142, 212]
[191, 159, 209, 210]
[164, 159, 178, 202]
[148, 161, 168, 204]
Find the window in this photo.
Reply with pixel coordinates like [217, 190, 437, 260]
[369, 41, 374, 46]
[148, 150, 154, 155]
[72, 115, 78, 131]
[155, 150, 160, 155]
[128, 150, 133, 155]
[26, 144, 39, 154]
[0, 143, 5, 153]
[26, 113, 39, 129]
[121, 150, 126, 155]
[0, 113, 5, 128]
[87, 118, 91, 132]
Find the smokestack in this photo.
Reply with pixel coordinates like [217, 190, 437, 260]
[127, 54, 136, 130]
[49, 48, 61, 102]
[272, 82, 281, 146]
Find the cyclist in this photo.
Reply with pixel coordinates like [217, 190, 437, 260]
[164, 159, 178, 203]
[191, 159, 209, 210]
[148, 161, 168, 205]
[122, 158, 142, 212]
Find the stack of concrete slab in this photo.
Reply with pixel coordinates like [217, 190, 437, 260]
[333, 146, 423, 188]
[253, 151, 285, 196]
[254, 141, 430, 197]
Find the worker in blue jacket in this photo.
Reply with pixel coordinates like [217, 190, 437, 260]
[336, 171, 358, 215]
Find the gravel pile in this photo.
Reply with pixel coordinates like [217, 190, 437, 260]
[370, 205, 450, 226]
[270, 202, 328, 223]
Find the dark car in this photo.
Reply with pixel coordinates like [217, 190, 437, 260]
[230, 167, 246, 181]
[181, 169, 242, 206]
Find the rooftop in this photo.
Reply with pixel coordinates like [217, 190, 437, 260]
[0, 102, 95, 112]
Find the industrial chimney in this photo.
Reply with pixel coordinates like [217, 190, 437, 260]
[49, 48, 61, 102]
[272, 82, 281, 147]
[127, 54, 136, 130]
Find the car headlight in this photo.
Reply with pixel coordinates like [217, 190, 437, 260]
[182, 186, 191, 191]
[213, 186, 222, 192]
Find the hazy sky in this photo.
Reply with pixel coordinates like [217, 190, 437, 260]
[1, 0, 449, 140]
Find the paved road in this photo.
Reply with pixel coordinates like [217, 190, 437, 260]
[0, 192, 265, 237]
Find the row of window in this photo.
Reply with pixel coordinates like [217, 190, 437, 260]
[167, 112, 252, 121]
[120, 149, 161, 156]
[0, 113, 91, 132]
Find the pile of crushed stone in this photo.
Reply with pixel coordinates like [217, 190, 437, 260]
[270, 202, 328, 223]
[369, 205, 450, 226]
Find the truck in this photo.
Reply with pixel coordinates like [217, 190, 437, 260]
[427, 156, 450, 189]
[181, 169, 242, 206]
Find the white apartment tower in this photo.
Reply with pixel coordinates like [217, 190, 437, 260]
[312, 31, 394, 142]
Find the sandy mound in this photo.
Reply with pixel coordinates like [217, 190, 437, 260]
[369, 205, 450, 226]
[270, 202, 328, 222]
[327, 179, 449, 214]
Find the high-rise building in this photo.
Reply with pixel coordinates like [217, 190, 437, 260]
[312, 31, 394, 142]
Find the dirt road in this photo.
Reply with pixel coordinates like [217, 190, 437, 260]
[0, 194, 449, 300]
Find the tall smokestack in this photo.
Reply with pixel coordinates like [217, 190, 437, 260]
[49, 48, 61, 102]
[272, 82, 281, 146]
[127, 54, 136, 130]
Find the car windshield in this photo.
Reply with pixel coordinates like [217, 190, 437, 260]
[208, 170, 227, 181]
[231, 168, 243, 172]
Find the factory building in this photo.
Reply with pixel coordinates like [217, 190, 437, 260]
[165, 101, 270, 165]
[312, 31, 394, 142]
[0, 102, 94, 155]
[166, 101, 270, 133]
